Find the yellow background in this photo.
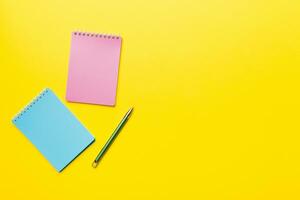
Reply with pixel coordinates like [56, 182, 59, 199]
[1, 0, 300, 199]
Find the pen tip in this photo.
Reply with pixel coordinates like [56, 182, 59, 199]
[92, 161, 98, 168]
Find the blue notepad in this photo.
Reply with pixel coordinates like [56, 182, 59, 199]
[12, 88, 95, 172]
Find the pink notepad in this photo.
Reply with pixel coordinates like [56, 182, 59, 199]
[66, 32, 122, 106]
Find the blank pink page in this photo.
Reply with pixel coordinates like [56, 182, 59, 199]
[66, 32, 122, 106]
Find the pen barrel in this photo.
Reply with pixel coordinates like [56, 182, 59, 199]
[93, 108, 133, 164]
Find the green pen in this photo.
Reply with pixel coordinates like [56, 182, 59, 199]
[92, 107, 133, 168]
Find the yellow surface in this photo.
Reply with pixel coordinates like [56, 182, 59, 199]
[1, 0, 300, 199]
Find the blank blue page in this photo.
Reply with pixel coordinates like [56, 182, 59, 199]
[12, 88, 95, 172]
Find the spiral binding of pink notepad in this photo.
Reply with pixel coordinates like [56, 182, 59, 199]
[66, 31, 122, 106]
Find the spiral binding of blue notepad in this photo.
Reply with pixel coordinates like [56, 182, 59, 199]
[12, 88, 95, 172]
